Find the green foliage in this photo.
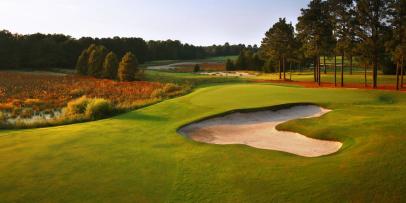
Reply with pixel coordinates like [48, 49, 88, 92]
[64, 96, 113, 120]
[102, 52, 119, 79]
[85, 98, 113, 120]
[63, 96, 91, 118]
[296, 0, 335, 57]
[87, 45, 109, 77]
[225, 59, 235, 71]
[118, 52, 139, 81]
[234, 49, 265, 71]
[263, 59, 277, 73]
[0, 111, 5, 122]
[261, 18, 297, 60]
[76, 49, 89, 75]
[193, 64, 200, 72]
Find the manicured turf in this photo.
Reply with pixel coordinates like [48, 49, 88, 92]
[257, 72, 399, 85]
[0, 84, 405, 202]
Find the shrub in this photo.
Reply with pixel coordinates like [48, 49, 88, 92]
[85, 98, 113, 120]
[21, 108, 34, 118]
[118, 52, 139, 81]
[0, 112, 5, 122]
[226, 59, 235, 71]
[64, 96, 91, 118]
[102, 51, 119, 79]
[193, 64, 200, 72]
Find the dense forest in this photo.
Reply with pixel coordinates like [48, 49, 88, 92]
[0, 30, 246, 70]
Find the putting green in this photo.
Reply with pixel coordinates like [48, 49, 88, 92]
[0, 84, 405, 202]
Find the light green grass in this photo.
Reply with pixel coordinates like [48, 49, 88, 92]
[141, 55, 238, 68]
[256, 72, 399, 85]
[0, 84, 405, 202]
[144, 70, 246, 86]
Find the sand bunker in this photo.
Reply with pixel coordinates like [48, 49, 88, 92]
[179, 105, 342, 157]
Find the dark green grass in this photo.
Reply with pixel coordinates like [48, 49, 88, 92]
[0, 84, 405, 202]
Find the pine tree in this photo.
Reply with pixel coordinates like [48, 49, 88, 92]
[235, 50, 247, 70]
[297, 0, 335, 85]
[118, 52, 139, 81]
[385, 0, 406, 89]
[193, 64, 200, 72]
[261, 18, 297, 79]
[102, 51, 119, 79]
[226, 59, 235, 71]
[356, 0, 391, 88]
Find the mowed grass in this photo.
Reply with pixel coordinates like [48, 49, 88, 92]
[256, 71, 399, 85]
[0, 84, 405, 202]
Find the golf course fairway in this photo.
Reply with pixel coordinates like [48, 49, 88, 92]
[0, 84, 405, 202]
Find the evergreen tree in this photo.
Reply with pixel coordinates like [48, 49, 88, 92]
[329, 0, 356, 86]
[225, 59, 235, 71]
[297, 0, 335, 85]
[235, 50, 247, 70]
[252, 53, 264, 71]
[87, 45, 108, 78]
[102, 51, 119, 79]
[385, 0, 406, 89]
[355, 0, 391, 88]
[118, 52, 139, 81]
[193, 64, 201, 72]
[261, 18, 296, 79]
[76, 49, 89, 75]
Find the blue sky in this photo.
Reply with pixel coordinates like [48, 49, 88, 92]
[0, 0, 309, 46]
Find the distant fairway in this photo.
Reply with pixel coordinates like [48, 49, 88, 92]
[1, 83, 405, 202]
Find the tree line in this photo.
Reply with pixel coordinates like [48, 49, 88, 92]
[0, 30, 246, 70]
[230, 0, 405, 89]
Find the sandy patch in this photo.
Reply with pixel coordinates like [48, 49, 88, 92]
[148, 62, 220, 70]
[179, 105, 342, 157]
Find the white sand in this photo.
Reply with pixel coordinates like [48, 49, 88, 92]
[179, 105, 342, 157]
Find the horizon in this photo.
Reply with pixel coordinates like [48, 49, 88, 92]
[0, 0, 309, 46]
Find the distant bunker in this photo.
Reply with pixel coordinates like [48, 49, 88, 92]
[179, 104, 342, 157]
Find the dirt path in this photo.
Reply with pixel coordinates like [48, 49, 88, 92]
[179, 105, 342, 157]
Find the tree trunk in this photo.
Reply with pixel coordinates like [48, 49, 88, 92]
[324, 56, 327, 74]
[341, 53, 344, 87]
[373, 57, 378, 89]
[314, 58, 317, 82]
[350, 56, 353, 75]
[318, 56, 321, 86]
[283, 56, 286, 80]
[401, 55, 404, 88]
[334, 55, 337, 87]
[279, 57, 282, 80]
[396, 62, 400, 90]
[364, 63, 367, 87]
[289, 62, 292, 80]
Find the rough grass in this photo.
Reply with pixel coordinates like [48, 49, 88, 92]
[0, 84, 405, 202]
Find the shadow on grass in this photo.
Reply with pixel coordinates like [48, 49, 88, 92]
[114, 111, 169, 122]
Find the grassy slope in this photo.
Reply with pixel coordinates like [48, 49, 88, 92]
[140, 56, 238, 68]
[0, 84, 405, 202]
